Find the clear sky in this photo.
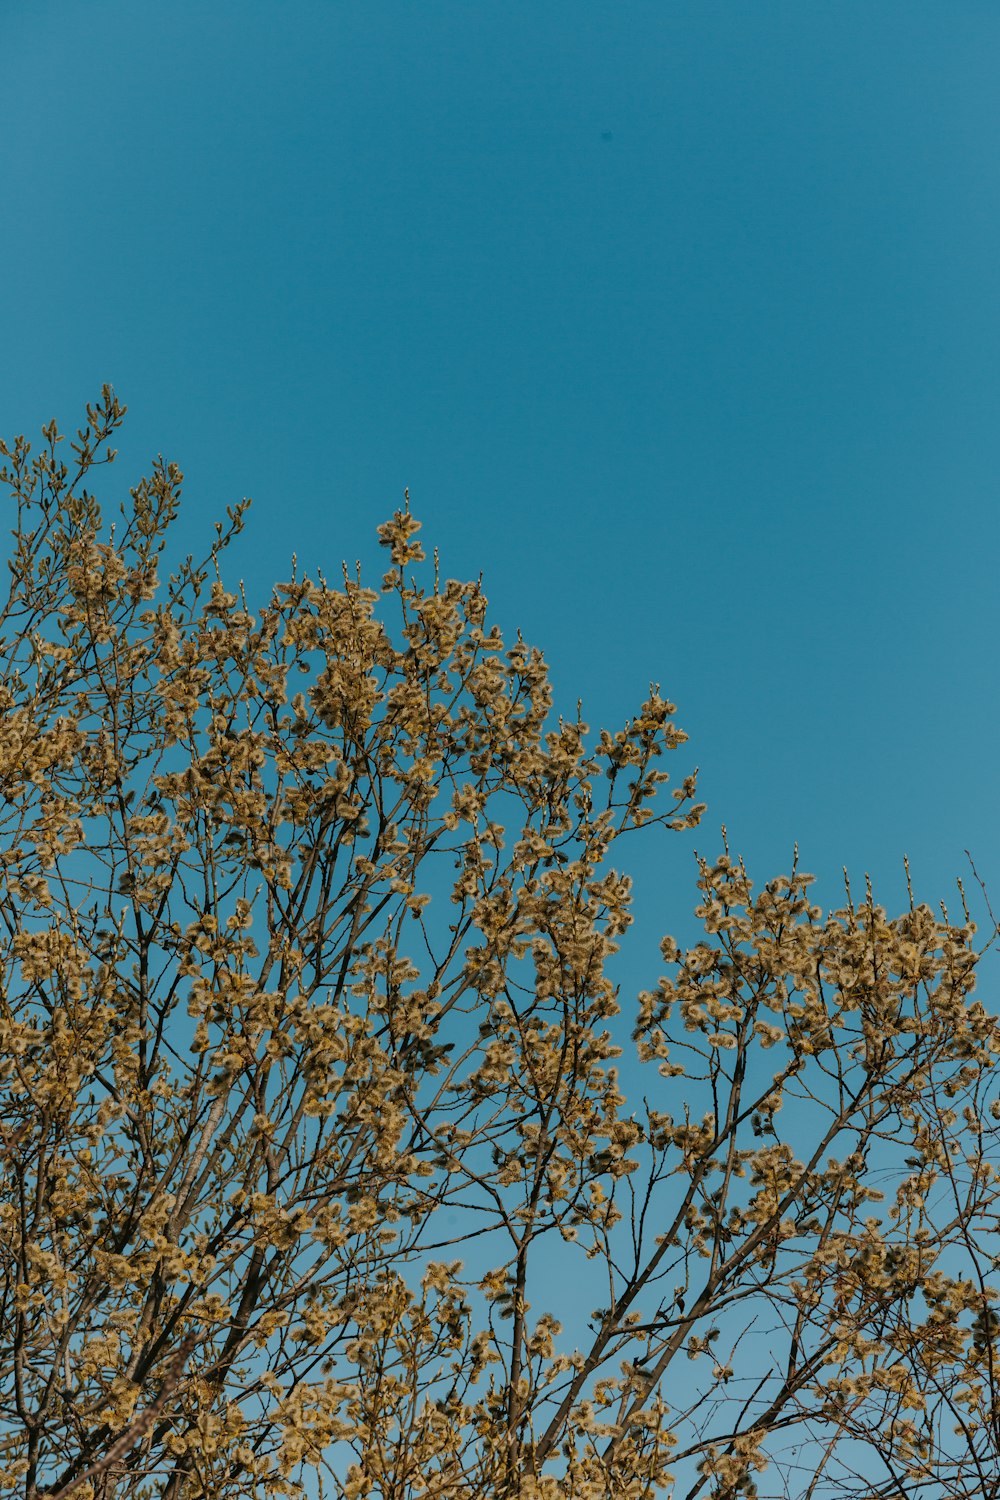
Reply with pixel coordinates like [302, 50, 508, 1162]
[2, 0, 998, 968]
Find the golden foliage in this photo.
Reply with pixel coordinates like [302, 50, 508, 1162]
[0, 394, 995, 1499]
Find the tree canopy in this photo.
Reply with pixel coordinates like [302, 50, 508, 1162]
[0, 391, 997, 1499]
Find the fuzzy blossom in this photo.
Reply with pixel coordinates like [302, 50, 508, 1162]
[0, 395, 992, 1500]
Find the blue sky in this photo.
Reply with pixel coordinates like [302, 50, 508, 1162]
[2, 0, 998, 967]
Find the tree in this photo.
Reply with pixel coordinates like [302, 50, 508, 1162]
[0, 390, 996, 1500]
